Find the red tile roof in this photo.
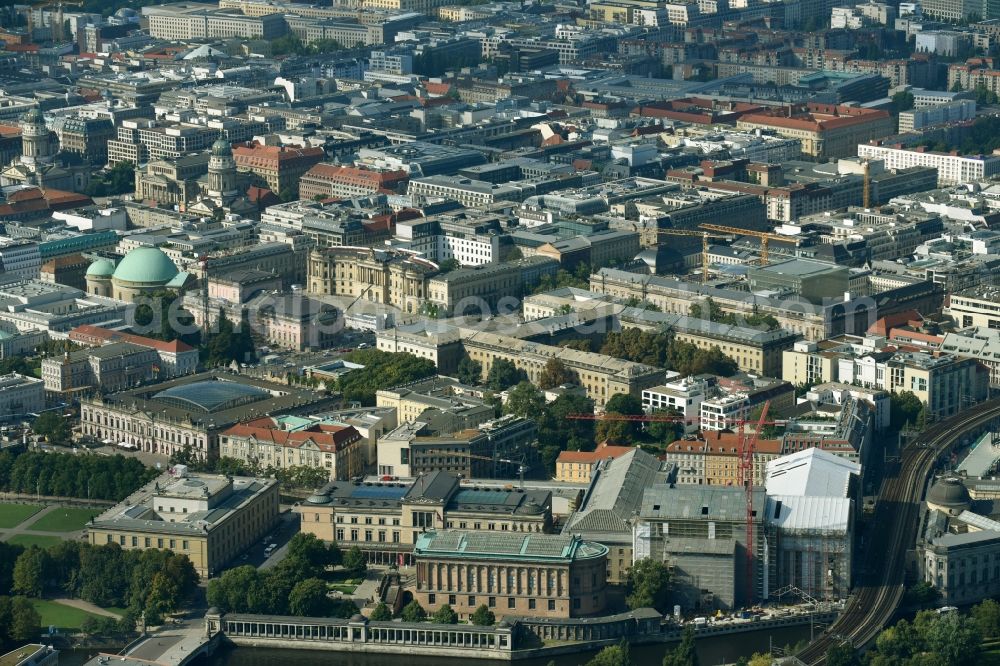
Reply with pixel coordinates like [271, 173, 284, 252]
[556, 443, 635, 464]
[69, 324, 195, 353]
[222, 417, 362, 453]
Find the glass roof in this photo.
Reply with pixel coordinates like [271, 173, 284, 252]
[153, 381, 269, 413]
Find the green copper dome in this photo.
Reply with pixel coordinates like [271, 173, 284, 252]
[211, 135, 232, 157]
[112, 247, 179, 285]
[21, 107, 43, 125]
[86, 258, 115, 277]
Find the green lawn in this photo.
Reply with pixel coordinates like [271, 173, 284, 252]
[329, 584, 357, 595]
[0, 503, 42, 529]
[32, 599, 104, 633]
[7, 534, 64, 548]
[24, 507, 98, 533]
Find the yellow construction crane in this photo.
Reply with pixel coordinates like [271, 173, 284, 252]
[698, 224, 794, 266]
[657, 229, 729, 284]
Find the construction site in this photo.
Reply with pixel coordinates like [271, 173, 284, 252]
[611, 403, 860, 611]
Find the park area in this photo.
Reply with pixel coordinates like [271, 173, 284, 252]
[23, 507, 98, 532]
[31, 599, 124, 633]
[0, 503, 42, 529]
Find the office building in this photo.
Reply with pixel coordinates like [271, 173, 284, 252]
[232, 144, 325, 197]
[299, 164, 408, 200]
[858, 143, 1000, 186]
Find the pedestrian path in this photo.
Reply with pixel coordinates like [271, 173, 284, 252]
[52, 597, 122, 620]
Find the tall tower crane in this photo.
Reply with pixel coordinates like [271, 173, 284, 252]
[656, 229, 729, 284]
[698, 224, 796, 266]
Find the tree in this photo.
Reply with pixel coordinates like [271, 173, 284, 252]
[925, 612, 981, 666]
[503, 381, 545, 418]
[588, 640, 631, 666]
[10, 595, 40, 641]
[626, 558, 671, 613]
[745, 654, 771, 666]
[973, 598, 1000, 638]
[370, 602, 393, 621]
[0, 542, 24, 596]
[438, 258, 461, 273]
[904, 581, 940, 607]
[287, 533, 335, 570]
[597, 393, 645, 444]
[662, 626, 698, 666]
[400, 599, 426, 622]
[486, 359, 525, 391]
[536, 392, 596, 471]
[342, 546, 367, 579]
[32, 411, 71, 446]
[890, 391, 924, 431]
[891, 90, 915, 114]
[456, 356, 482, 385]
[289, 578, 331, 617]
[336, 350, 436, 405]
[825, 643, 859, 666]
[431, 604, 458, 624]
[12, 547, 48, 597]
[539, 358, 576, 389]
[470, 604, 495, 626]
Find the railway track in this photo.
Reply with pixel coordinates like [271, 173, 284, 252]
[795, 399, 1000, 666]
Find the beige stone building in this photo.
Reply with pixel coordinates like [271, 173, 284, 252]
[413, 530, 608, 619]
[87, 471, 279, 578]
[79, 372, 338, 461]
[133, 153, 210, 207]
[735, 103, 895, 159]
[308, 247, 438, 315]
[296, 471, 552, 566]
[554, 444, 635, 484]
[376, 323, 665, 408]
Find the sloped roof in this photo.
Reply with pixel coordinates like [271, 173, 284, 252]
[564, 448, 669, 537]
[765, 495, 851, 533]
[765, 447, 860, 498]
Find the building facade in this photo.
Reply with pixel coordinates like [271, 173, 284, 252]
[412, 530, 608, 619]
[87, 471, 279, 578]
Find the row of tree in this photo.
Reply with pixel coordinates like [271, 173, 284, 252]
[584, 628, 699, 666]
[3, 541, 197, 626]
[866, 606, 985, 666]
[382, 600, 496, 626]
[598, 329, 738, 378]
[0, 595, 41, 646]
[334, 349, 437, 405]
[498, 382, 596, 471]
[0, 449, 158, 501]
[207, 534, 366, 616]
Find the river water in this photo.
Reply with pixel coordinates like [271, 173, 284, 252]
[60, 624, 813, 666]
